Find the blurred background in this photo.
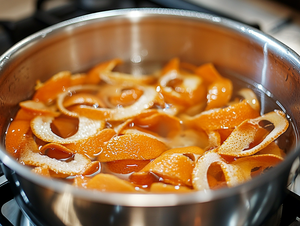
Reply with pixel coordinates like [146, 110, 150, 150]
[0, 0, 300, 54]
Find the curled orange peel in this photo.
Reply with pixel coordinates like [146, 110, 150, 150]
[131, 146, 204, 187]
[195, 63, 223, 83]
[205, 130, 221, 151]
[20, 100, 59, 117]
[238, 88, 260, 111]
[95, 84, 140, 108]
[31, 115, 105, 144]
[70, 86, 158, 121]
[150, 183, 193, 193]
[63, 93, 106, 108]
[32, 165, 51, 177]
[85, 58, 122, 84]
[14, 109, 37, 121]
[194, 63, 233, 110]
[86, 173, 138, 192]
[108, 87, 144, 107]
[56, 85, 101, 117]
[73, 176, 89, 188]
[258, 142, 286, 158]
[231, 154, 283, 180]
[118, 112, 182, 139]
[105, 159, 151, 174]
[162, 146, 205, 161]
[166, 129, 209, 149]
[64, 128, 116, 158]
[39, 143, 75, 156]
[50, 115, 79, 139]
[185, 100, 260, 131]
[192, 151, 246, 191]
[33, 71, 72, 104]
[19, 148, 91, 176]
[158, 59, 206, 106]
[80, 161, 101, 176]
[133, 153, 195, 186]
[100, 71, 157, 86]
[70, 73, 87, 86]
[218, 110, 289, 157]
[160, 57, 179, 75]
[205, 78, 233, 110]
[97, 133, 168, 162]
[5, 120, 32, 159]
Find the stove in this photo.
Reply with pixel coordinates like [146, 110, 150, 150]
[2, 0, 300, 226]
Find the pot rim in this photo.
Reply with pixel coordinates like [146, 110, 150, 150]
[0, 8, 300, 207]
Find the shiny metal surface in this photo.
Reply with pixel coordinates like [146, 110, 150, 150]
[0, 8, 300, 226]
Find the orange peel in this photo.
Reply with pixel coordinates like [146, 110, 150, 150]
[5, 120, 32, 158]
[63, 93, 106, 108]
[195, 63, 233, 110]
[97, 133, 168, 162]
[70, 73, 87, 86]
[73, 176, 90, 188]
[238, 88, 260, 111]
[32, 165, 51, 177]
[50, 115, 79, 139]
[85, 58, 122, 84]
[14, 108, 37, 121]
[232, 154, 283, 179]
[100, 71, 157, 86]
[105, 159, 151, 174]
[162, 146, 205, 161]
[120, 112, 182, 139]
[186, 100, 260, 131]
[133, 153, 195, 186]
[5, 58, 291, 193]
[64, 128, 116, 157]
[192, 151, 246, 191]
[167, 129, 209, 149]
[205, 130, 221, 151]
[20, 100, 59, 117]
[86, 173, 138, 192]
[31, 115, 105, 144]
[150, 183, 193, 193]
[19, 148, 91, 176]
[39, 143, 75, 160]
[258, 142, 286, 158]
[56, 85, 101, 117]
[205, 78, 233, 110]
[158, 58, 206, 106]
[70, 86, 158, 121]
[33, 71, 72, 104]
[80, 161, 101, 176]
[218, 110, 289, 157]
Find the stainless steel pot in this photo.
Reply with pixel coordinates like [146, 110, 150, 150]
[0, 8, 300, 226]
